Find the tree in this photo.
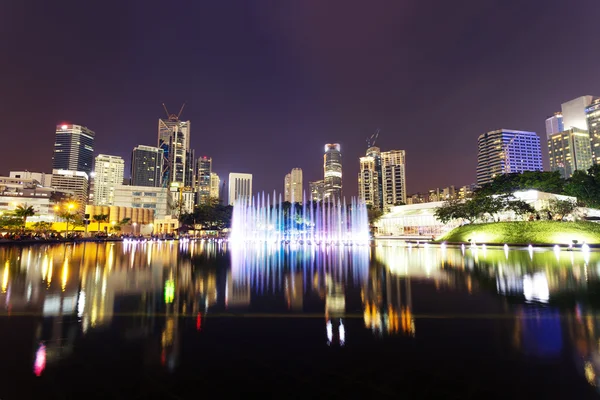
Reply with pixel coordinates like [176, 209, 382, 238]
[564, 165, 600, 208]
[0, 214, 23, 231]
[544, 198, 578, 221]
[32, 221, 53, 233]
[505, 199, 535, 219]
[434, 199, 463, 224]
[366, 205, 383, 226]
[478, 195, 509, 222]
[13, 204, 35, 230]
[92, 214, 110, 233]
[475, 171, 565, 197]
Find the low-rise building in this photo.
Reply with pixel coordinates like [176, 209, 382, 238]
[113, 185, 172, 219]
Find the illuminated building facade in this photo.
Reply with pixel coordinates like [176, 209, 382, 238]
[284, 168, 303, 203]
[358, 152, 381, 209]
[113, 185, 172, 218]
[9, 171, 52, 187]
[195, 156, 212, 205]
[309, 180, 325, 201]
[476, 129, 542, 187]
[50, 169, 89, 214]
[210, 173, 220, 200]
[561, 96, 594, 131]
[585, 98, 600, 165]
[51, 124, 95, 176]
[548, 128, 594, 179]
[157, 115, 194, 188]
[228, 173, 252, 206]
[131, 145, 163, 187]
[381, 149, 407, 210]
[323, 144, 342, 200]
[93, 154, 124, 206]
[545, 112, 564, 139]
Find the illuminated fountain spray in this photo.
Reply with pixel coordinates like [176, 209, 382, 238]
[230, 192, 370, 245]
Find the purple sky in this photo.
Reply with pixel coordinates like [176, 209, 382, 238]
[2, 0, 600, 196]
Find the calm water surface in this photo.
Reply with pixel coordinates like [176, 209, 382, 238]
[0, 240, 599, 399]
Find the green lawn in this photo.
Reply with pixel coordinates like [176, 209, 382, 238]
[436, 221, 600, 245]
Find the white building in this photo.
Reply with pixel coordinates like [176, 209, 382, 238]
[381, 150, 407, 210]
[9, 171, 52, 187]
[228, 173, 252, 206]
[0, 177, 60, 223]
[93, 154, 125, 206]
[113, 185, 172, 219]
[210, 173, 220, 200]
[284, 168, 303, 203]
[562, 96, 595, 131]
[358, 154, 380, 209]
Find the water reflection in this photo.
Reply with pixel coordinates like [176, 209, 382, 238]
[0, 241, 599, 394]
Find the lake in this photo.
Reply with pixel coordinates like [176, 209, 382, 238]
[0, 239, 598, 399]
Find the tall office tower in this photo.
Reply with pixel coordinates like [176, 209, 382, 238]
[309, 180, 325, 202]
[131, 145, 163, 187]
[548, 128, 593, 178]
[157, 108, 192, 188]
[585, 98, 600, 165]
[228, 173, 252, 205]
[52, 123, 95, 176]
[93, 155, 125, 206]
[323, 144, 342, 200]
[195, 156, 212, 205]
[476, 129, 543, 187]
[380, 150, 407, 210]
[358, 153, 381, 209]
[210, 173, 220, 200]
[50, 169, 90, 214]
[284, 168, 303, 203]
[545, 112, 564, 139]
[561, 96, 595, 131]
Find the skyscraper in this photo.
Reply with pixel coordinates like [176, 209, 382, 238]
[585, 98, 600, 165]
[561, 96, 595, 131]
[52, 124, 95, 176]
[476, 129, 543, 186]
[93, 154, 125, 206]
[323, 144, 342, 200]
[545, 112, 564, 139]
[380, 150, 407, 210]
[284, 168, 303, 203]
[131, 145, 163, 187]
[548, 128, 593, 178]
[195, 156, 212, 205]
[157, 111, 192, 188]
[210, 173, 220, 200]
[228, 173, 252, 206]
[309, 180, 325, 202]
[358, 149, 381, 209]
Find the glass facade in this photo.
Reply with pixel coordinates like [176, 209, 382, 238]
[131, 145, 163, 187]
[52, 124, 95, 176]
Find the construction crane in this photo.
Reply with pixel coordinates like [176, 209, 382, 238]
[162, 102, 187, 121]
[366, 129, 380, 148]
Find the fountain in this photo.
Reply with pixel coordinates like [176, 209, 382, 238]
[230, 192, 370, 245]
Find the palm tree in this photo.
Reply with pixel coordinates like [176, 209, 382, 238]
[14, 205, 35, 230]
[92, 214, 110, 233]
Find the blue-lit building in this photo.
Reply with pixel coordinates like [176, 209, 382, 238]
[51, 124, 95, 176]
[476, 129, 543, 187]
[545, 112, 564, 139]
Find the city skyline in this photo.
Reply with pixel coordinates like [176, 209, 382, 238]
[3, 1, 600, 195]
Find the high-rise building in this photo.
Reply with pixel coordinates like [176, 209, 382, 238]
[210, 173, 220, 200]
[157, 113, 192, 188]
[545, 112, 564, 139]
[131, 145, 163, 187]
[195, 156, 212, 205]
[228, 173, 252, 206]
[548, 128, 593, 178]
[309, 180, 325, 202]
[284, 168, 303, 203]
[585, 98, 600, 165]
[52, 124, 95, 176]
[358, 152, 381, 209]
[93, 155, 125, 206]
[380, 150, 407, 210]
[50, 169, 90, 214]
[323, 144, 342, 200]
[476, 129, 543, 187]
[561, 96, 595, 131]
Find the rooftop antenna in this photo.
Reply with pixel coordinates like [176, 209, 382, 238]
[366, 128, 380, 148]
[162, 102, 186, 121]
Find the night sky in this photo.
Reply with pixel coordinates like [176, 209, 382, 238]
[2, 0, 600, 196]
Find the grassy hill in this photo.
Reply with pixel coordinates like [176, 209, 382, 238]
[436, 221, 600, 245]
